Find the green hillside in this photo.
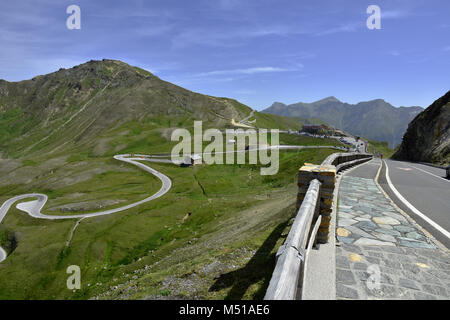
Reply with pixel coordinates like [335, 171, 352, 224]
[0, 60, 343, 300]
[367, 139, 395, 158]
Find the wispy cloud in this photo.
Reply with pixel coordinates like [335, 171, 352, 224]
[387, 50, 401, 56]
[313, 7, 412, 37]
[196, 66, 298, 77]
[382, 10, 410, 19]
[314, 22, 360, 36]
[171, 25, 309, 49]
[0, 0, 448, 110]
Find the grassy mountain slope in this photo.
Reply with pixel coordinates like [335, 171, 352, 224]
[0, 60, 341, 299]
[0, 59, 315, 161]
[367, 140, 395, 158]
[0, 59, 251, 159]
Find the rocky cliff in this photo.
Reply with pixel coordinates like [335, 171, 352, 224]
[393, 91, 450, 165]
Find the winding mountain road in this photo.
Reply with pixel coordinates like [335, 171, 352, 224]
[0, 154, 172, 263]
[0, 143, 346, 263]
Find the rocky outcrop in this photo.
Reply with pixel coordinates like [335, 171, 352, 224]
[393, 91, 450, 165]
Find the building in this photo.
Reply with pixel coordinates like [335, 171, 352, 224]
[184, 154, 202, 166]
[301, 124, 330, 134]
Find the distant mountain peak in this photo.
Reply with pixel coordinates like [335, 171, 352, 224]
[0, 59, 263, 157]
[368, 98, 387, 104]
[268, 101, 287, 109]
[315, 96, 341, 103]
[262, 95, 427, 148]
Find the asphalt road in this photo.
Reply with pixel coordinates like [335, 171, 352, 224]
[346, 158, 381, 179]
[0, 154, 172, 263]
[0, 144, 350, 263]
[379, 159, 450, 248]
[239, 110, 255, 125]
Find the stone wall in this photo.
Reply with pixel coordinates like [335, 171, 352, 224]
[296, 153, 372, 244]
[297, 163, 336, 244]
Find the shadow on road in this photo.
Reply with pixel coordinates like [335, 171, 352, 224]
[208, 219, 290, 300]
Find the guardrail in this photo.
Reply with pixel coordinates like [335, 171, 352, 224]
[264, 179, 321, 300]
[264, 152, 373, 300]
[322, 152, 373, 173]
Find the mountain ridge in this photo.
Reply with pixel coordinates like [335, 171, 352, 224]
[262, 97, 423, 148]
[0, 59, 309, 159]
[0, 59, 248, 156]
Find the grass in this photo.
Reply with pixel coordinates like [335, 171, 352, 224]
[278, 133, 344, 147]
[367, 139, 395, 158]
[0, 138, 336, 299]
[251, 112, 305, 130]
[0, 66, 343, 299]
[0, 226, 17, 255]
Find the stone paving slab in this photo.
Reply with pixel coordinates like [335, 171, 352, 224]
[335, 161, 450, 300]
[337, 176, 436, 248]
[336, 244, 450, 300]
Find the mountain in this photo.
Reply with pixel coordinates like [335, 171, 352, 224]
[0, 59, 337, 300]
[0, 59, 246, 158]
[262, 97, 424, 148]
[0, 59, 305, 159]
[392, 90, 450, 165]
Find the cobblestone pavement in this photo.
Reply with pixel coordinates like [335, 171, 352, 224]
[335, 161, 450, 300]
[336, 244, 450, 300]
[337, 176, 436, 248]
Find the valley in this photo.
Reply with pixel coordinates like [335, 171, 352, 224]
[0, 60, 348, 299]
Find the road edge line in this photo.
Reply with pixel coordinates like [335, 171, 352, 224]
[409, 164, 449, 183]
[377, 160, 450, 250]
[374, 160, 437, 245]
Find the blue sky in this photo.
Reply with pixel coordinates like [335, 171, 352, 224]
[0, 0, 449, 109]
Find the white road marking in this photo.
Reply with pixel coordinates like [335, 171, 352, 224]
[409, 165, 449, 183]
[384, 160, 450, 240]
